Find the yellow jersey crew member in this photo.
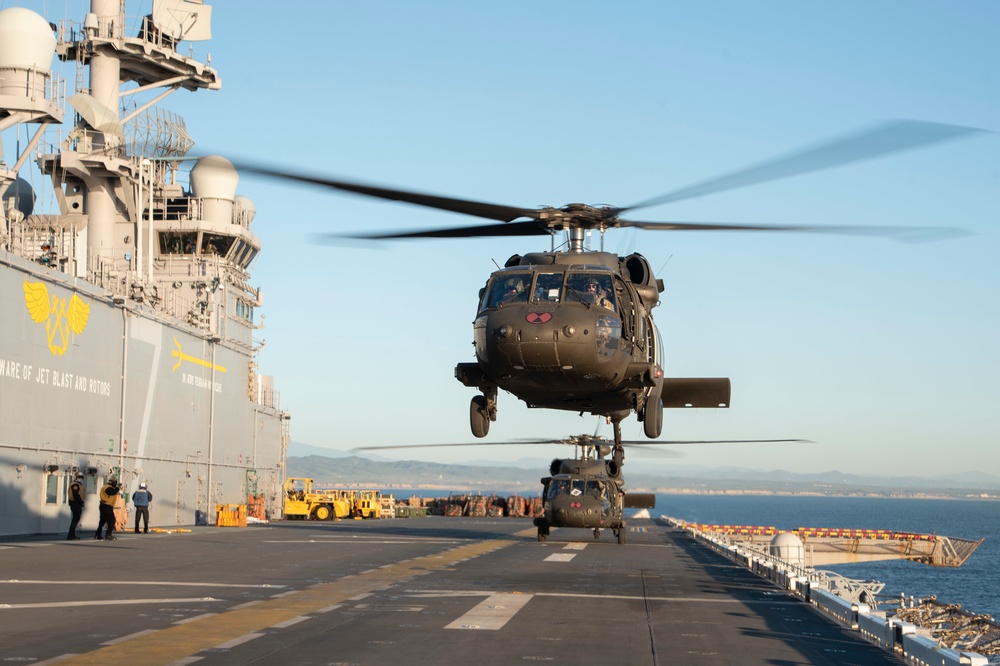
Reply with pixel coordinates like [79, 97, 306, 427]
[94, 477, 120, 540]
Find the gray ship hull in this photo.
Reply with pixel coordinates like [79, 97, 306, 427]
[1, 250, 287, 536]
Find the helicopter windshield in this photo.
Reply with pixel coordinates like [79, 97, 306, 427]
[546, 478, 609, 501]
[547, 478, 571, 499]
[532, 273, 563, 303]
[567, 273, 616, 312]
[483, 273, 530, 309]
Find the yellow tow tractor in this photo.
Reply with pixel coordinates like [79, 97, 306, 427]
[282, 477, 351, 521]
[350, 490, 381, 519]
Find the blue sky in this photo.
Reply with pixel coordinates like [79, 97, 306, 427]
[17, 1, 1000, 475]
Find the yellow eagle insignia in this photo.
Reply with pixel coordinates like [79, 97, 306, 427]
[22, 280, 91, 356]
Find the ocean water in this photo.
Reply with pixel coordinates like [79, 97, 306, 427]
[654, 494, 999, 620]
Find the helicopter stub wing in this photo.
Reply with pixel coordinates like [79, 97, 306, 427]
[624, 493, 656, 509]
[661, 377, 731, 408]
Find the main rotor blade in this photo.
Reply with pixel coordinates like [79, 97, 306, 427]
[619, 120, 989, 214]
[616, 219, 970, 242]
[350, 437, 811, 453]
[320, 219, 552, 241]
[233, 162, 536, 223]
[350, 440, 560, 452]
[620, 438, 813, 445]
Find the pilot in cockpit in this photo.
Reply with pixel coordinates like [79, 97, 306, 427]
[574, 276, 615, 311]
[500, 277, 528, 304]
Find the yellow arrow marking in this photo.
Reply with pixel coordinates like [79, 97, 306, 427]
[171, 337, 227, 373]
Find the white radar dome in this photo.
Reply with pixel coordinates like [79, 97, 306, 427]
[190, 155, 238, 200]
[234, 195, 256, 224]
[0, 8, 56, 71]
[769, 532, 805, 567]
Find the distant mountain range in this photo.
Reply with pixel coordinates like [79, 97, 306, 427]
[287, 442, 1000, 498]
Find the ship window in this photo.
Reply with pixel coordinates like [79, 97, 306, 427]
[159, 231, 198, 254]
[241, 245, 259, 268]
[567, 273, 616, 312]
[45, 474, 59, 505]
[201, 233, 235, 257]
[232, 240, 251, 266]
[531, 273, 563, 303]
[483, 273, 530, 309]
[235, 299, 254, 322]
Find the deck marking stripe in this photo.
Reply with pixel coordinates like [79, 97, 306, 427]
[50, 538, 516, 665]
[404, 590, 787, 605]
[33, 655, 80, 666]
[101, 630, 158, 645]
[0, 579, 283, 589]
[271, 616, 310, 628]
[445, 593, 533, 631]
[544, 553, 577, 562]
[563, 543, 587, 551]
[213, 632, 264, 649]
[315, 604, 342, 613]
[0, 597, 219, 610]
[174, 613, 217, 625]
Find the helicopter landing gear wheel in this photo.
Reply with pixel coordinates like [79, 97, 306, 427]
[643, 397, 663, 439]
[617, 525, 626, 545]
[593, 529, 601, 539]
[611, 420, 626, 473]
[470, 395, 490, 438]
[534, 517, 550, 542]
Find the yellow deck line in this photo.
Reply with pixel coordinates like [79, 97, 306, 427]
[57, 538, 515, 665]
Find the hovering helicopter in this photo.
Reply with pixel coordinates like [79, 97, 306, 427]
[237, 119, 981, 473]
[534, 434, 655, 545]
[351, 433, 649, 544]
[351, 432, 809, 544]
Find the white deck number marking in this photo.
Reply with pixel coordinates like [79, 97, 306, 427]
[445, 593, 533, 630]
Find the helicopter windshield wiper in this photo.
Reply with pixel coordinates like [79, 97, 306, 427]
[565, 289, 591, 309]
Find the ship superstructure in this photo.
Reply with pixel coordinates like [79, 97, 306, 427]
[0, 0, 289, 536]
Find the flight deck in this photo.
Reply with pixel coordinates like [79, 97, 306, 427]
[0, 517, 903, 665]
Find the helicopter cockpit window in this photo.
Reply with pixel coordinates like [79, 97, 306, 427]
[484, 274, 530, 309]
[567, 273, 616, 312]
[547, 478, 570, 499]
[532, 273, 563, 303]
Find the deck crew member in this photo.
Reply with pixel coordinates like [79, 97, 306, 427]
[94, 477, 120, 540]
[67, 473, 86, 540]
[132, 482, 152, 533]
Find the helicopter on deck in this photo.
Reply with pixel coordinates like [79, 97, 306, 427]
[237, 119, 980, 474]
